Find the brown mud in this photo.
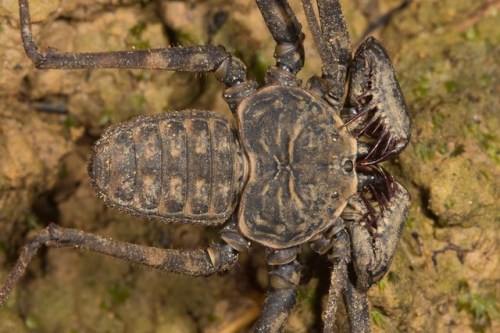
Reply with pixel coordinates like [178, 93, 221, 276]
[0, 0, 498, 332]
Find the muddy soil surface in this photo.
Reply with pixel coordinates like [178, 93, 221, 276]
[0, 1, 498, 332]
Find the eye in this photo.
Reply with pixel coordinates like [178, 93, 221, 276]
[343, 160, 354, 173]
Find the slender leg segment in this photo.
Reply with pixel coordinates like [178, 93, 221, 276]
[343, 275, 371, 333]
[310, 219, 351, 333]
[323, 227, 351, 333]
[256, 0, 305, 74]
[18, 0, 247, 87]
[254, 249, 301, 333]
[18, 0, 257, 112]
[311, 221, 371, 333]
[0, 224, 241, 307]
[322, 261, 348, 332]
[302, 0, 351, 106]
[316, 0, 351, 90]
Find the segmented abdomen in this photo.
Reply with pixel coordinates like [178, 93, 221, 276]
[89, 110, 245, 225]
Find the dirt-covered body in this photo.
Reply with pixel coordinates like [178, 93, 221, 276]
[90, 85, 358, 250]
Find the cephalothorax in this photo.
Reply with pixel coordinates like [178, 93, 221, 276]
[1, 1, 411, 332]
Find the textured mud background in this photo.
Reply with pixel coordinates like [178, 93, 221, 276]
[0, 0, 498, 332]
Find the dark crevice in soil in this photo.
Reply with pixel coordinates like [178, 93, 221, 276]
[417, 186, 440, 226]
[31, 190, 61, 225]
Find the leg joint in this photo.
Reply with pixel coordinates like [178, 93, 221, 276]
[266, 247, 300, 265]
[214, 53, 247, 86]
[206, 243, 239, 271]
[274, 39, 305, 74]
[221, 80, 258, 112]
[309, 218, 351, 262]
[264, 66, 302, 86]
[269, 260, 301, 290]
[220, 228, 251, 253]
